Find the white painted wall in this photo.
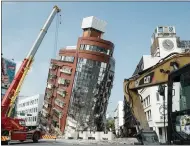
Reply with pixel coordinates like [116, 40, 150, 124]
[16, 94, 44, 126]
[142, 55, 161, 70]
[114, 101, 124, 135]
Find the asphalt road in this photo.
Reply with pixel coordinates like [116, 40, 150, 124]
[10, 139, 78, 146]
[9, 139, 136, 145]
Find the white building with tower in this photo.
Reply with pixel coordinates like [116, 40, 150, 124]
[132, 26, 190, 143]
[16, 94, 44, 128]
[114, 101, 124, 136]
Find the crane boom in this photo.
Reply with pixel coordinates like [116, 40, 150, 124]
[26, 6, 60, 59]
[1, 6, 60, 118]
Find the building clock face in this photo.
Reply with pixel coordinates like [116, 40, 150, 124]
[162, 39, 174, 50]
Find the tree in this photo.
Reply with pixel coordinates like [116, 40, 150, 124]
[106, 118, 115, 132]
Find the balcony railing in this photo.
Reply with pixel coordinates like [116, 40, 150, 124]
[49, 74, 57, 79]
[49, 64, 58, 70]
[46, 90, 53, 98]
[47, 83, 53, 89]
[58, 78, 66, 85]
[60, 67, 72, 75]
[58, 77, 70, 86]
[45, 94, 51, 99]
[55, 98, 65, 108]
[42, 112, 47, 117]
[44, 103, 49, 109]
[42, 109, 48, 117]
[53, 108, 62, 117]
[57, 89, 66, 97]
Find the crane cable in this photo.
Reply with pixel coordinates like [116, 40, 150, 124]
[46, 12, 61, 132]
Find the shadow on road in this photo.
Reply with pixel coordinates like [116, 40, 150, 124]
[10, 140, 57, 145]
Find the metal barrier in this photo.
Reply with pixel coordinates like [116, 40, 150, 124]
[1, 136, 10, 141]
[42, 135, 57, 140]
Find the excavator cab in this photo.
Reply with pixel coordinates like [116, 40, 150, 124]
[167, 63, 190, 145]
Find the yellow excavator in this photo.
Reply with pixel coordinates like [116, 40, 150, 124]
[123, 52, 190, 145]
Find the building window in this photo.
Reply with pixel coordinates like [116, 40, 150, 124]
[146, 110, 151, 120]
[144, 95, 150, 107]
[58, 78, 66, 85]
[156, 92, 160, 101]
[60, 67, 72, 75]
[55, 98, 65, 108]
[80, 44, 85, 50]
[147, 95, 150, 106]
[159, 127, 162, 135]
[144, 99, 146, 107]
[149, 110, 151, 119]
[80, 44, 112, 56]
[60, 56, 75, 63]
[158, 27, 163, 33]
[57, 89, 67, 97]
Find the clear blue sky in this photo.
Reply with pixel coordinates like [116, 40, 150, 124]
[2, 2, 190, 114]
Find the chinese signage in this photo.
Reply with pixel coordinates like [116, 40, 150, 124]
[1, 58, 16, 87]
[1, 58, 16, 98]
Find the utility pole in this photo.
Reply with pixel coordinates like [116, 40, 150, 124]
[158, 84, 167, 142]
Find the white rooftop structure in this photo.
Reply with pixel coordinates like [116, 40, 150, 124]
[81, 16, 107, 33]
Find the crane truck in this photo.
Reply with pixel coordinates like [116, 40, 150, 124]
[1, 6, 61, 145]
[123, 52, 190, 145]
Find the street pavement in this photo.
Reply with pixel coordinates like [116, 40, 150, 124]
[9, 138, 138, 145]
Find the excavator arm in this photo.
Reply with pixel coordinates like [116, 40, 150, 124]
[123, 52, 190, 144]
